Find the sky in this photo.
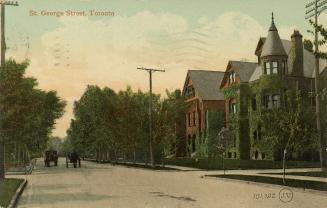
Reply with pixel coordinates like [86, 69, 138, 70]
[6, 0, 327, 137]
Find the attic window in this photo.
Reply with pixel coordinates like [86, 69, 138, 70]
[229, 72, 236, 83]
[186, 86, 195, 98]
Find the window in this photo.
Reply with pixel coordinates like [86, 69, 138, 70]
[228, 152, 232, 158]
[198, 110, 202, 130]
[188, 113, 191, 127]
[265, 62, 271, 75]
[281, 61, 286, 75]
[204, 111, 208, 130]
[193, 111, 196, 126]
[233, 152, 237, 158]
[229, 101, 237, 113]
[253, 130, 257, 141]
[233, 135, 237, 147]
[272, 61, 278, 74]
[258, 125, 262, 140]
[252, 95, 257, 111]
[229, 71, 236, 83]
[192, 135, 196, 152]
[186, 86, 195, 98]
[263, 95, 271, 108]
[262, 153, 266, 160]
[272, 94, 281, 108]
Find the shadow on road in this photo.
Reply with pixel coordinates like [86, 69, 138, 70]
[19, 192, 114, 205]
[149, 191, 196, 202]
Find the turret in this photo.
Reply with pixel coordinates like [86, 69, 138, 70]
[261, 13, 288, 76]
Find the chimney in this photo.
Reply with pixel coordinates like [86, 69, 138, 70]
[290, 30, 304, 76]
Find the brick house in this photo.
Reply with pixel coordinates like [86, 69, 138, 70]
[182, 70, 225, 157]
[220, 61, 257, 159]
[220, 15, 327, 160]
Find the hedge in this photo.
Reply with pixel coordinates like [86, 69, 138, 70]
[164, 157, 321, 170]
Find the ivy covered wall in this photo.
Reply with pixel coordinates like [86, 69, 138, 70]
[193, 110, 225, 159]
[222, 83, 251, 159]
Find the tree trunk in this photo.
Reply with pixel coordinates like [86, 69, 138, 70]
[0, 142, 5, 180]
[114, 149, 117, 164]
[133, 149, 136, 164]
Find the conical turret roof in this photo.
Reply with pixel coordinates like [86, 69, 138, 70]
[261, 13, 287, 57]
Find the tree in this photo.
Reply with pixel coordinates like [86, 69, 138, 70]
[68, 86, 187, 167]
[216, 127, 233, 175]
[154, 90, 187, 160]
[0, 60, 66, 179]
[68, 85, 118, 161]
[262, 90, 318, 182]
[308, 19, 327, 171]
[303, 39, 314, 53]
[48, 137, 63, 154]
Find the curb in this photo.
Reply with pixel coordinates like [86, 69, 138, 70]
[203, 175, 327, 197]
[7, 179, 27, 208]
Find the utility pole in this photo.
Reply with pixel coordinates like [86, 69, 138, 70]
[137, 67, 165, 168]
[306, 0, 327, 171]
[0, 0, 19, 180]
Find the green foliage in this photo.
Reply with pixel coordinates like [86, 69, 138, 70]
[0, 178, 24, 207]
[47, 137, 63, 154]
[0, 60, 66, 153]
[261, 90, 318, 160]
[304, 39, 314, 52]
[67, 86, 187, 164]
[222, 84, 239, 99]
[309, 19, 327, 59]
[257, 75, 286, 93]
[207, 110, 225, 158]
[164, 157, 320, 170]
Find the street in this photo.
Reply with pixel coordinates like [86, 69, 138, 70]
[13, 158, 327, 208]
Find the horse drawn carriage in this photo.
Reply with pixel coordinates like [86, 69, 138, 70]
[44, 150, 58, 167]
[66, 151, 81, 168]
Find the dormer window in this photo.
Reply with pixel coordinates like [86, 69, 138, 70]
[272, 61, 278, 74]
[265, 62, 271, 75]
[264, 60, 287, 75]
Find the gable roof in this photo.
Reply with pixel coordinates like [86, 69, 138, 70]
[220, 61, 257, 88]
[183, 70, 225, 101]
[229, 61, 258, 82]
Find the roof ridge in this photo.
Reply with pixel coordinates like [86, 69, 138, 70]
[230, 60, 257, 64]
[189, 69, 225, 73]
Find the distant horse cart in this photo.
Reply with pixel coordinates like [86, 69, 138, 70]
[44, 150, 58, 167]
[66, 151, 81, 168]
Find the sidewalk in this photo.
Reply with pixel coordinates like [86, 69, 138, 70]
[200, 168, 326, 183]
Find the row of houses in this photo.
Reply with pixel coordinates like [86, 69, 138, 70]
[179, 15, 327, 161]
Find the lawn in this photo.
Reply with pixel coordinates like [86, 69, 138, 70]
[114, 162, 179, 170]
[261, 171, 327, 178]
[85, 159, 179, 171]
[0, 178, 24, 208]
[206, 174, 327, 192]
